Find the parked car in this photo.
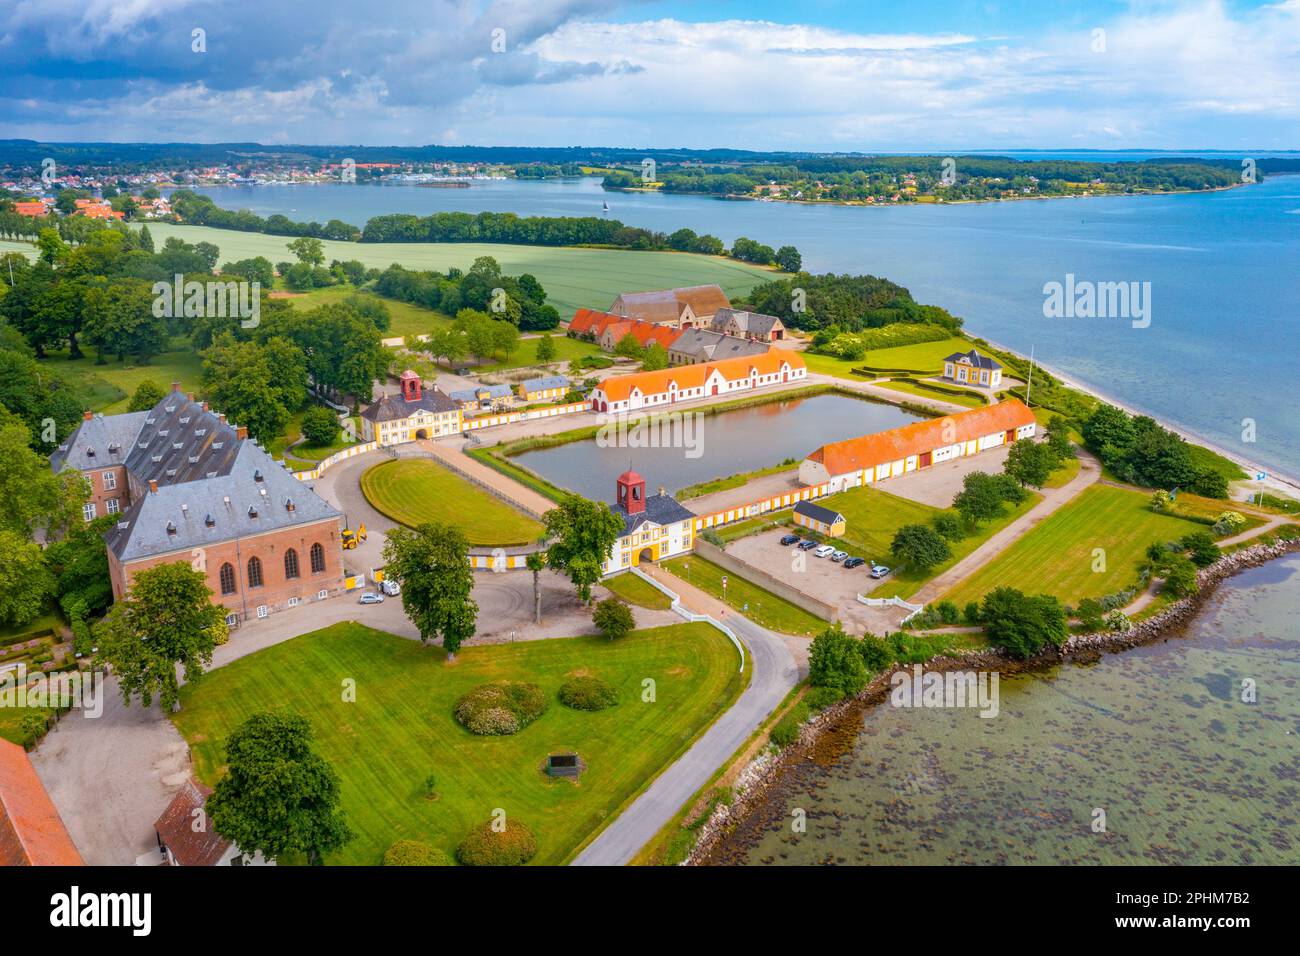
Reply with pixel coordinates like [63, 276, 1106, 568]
[779, 534, 801, 546]
[814, 544, 835, 558]
[830, 550, 848, 563]
[797, 539, 818, 551]
[380, 579, 401, 596]
[358, 592, 385, 605]
[843, 557, 866, 569]
[869, 563, 891, 579]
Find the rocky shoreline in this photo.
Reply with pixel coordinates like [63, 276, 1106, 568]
[685, 534, 1300, 865]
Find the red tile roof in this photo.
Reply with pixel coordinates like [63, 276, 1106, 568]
[806, 399, 1036, 476]
[596, 349, 805, 403]
[0, 738, 83, 866]
[154, 779, 232, 866]
[567, 308, 623, 337]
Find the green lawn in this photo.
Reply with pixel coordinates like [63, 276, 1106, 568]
[360, 457, 544, 546]
[812, 484, 1041, 599]
[662, 555, 827, 636]
[46, 348, 205, 415]
[602, 572, 673, 610]
[279, 286, 453, 338]
[941, 484, 1203, 607]
[859, 336, 981, 372]
[172, 621, 746, 865]
[137, 223, 775, 320]
[875, 378, 987, 408]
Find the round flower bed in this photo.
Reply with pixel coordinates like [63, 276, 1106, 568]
[456, 819, 538, 867]
[558, 676, 618, 712]
[454, 681, 547, 736]
[383, 840, 452, 866]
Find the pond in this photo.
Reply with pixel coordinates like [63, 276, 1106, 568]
[513, 393, 924, 502]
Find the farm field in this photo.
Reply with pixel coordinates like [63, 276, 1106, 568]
[941, 484, 1204, 607]
[132, 224, 775, 319]
[662, 554, 826, 636]
[811, 484, 1041, 598]
[171, 621, 745, 865]
[361, 457, 544, 546]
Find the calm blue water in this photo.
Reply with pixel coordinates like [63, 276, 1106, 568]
[191, 174, 1300, 478]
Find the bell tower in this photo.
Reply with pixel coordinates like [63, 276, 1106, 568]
[616, 467, 646, 516]
[399, 370, 422, 402]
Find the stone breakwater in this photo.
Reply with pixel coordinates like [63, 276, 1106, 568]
[685, 534, 1300, 865]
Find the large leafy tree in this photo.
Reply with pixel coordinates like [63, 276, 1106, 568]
[93, 561, 229, 710]
[44, 514, 117, 620]
[381, 522, 478, 657]
[201, 335, 307, 443]
[1004, 438, 1057, 488]
[0, 411, 87, 538]
[543, 495, 625, 604]
[0, 530, 55, 629]
[207, 711, 352, 866]
[952, 471, 1006, 527]
[980, 587, 1068, 659]
[889, 523, 952, 572]
[808, 626, 870, 697]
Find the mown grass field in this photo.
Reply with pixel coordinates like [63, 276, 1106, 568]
[602, 572, 673, 610]
[172, 621, 746, 865]
[360, 458, 543, 546]
[662, 554, 826, 636]
[942, 484, 1203, 607]
[860, 336, 985, 372]
[136, 224, 775, 319]
[45, 347, 205, 415]
[812, 484, 1041, 599]
[278, 286, 453, 338]
[875, 378, 987, 408]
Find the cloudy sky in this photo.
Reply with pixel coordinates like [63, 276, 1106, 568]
[1, 0, 1297, 148]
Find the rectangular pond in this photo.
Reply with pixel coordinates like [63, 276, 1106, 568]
[513, 392, 925, 502]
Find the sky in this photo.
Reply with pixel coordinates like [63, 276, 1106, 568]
[0, 0, 1297, 149]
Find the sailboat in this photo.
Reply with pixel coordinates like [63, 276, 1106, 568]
[602, 201, 609, 213]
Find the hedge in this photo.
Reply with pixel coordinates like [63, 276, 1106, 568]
[456, 819, 538, 866]
[454, 681, 547, 736]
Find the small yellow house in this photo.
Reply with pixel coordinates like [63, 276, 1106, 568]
[793, 500, 846, 538]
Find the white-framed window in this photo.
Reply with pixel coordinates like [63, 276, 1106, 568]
[287, 596, 300, 607]
[101, 470, 116, 490]
[256, 605, 268, 619]
[225, 613, 239, 627]
[106, 498, 120, 515]
[317, 589, 329, 600]
[82, 502, 96, 522]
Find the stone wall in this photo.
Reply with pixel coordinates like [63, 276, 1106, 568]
[693, 539, 837, 622]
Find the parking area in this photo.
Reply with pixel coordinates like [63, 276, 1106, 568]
[873, 443, 1013, 508]
[724, 528, 908, 635]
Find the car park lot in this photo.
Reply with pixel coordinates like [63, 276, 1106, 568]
[727, 528, 908, 634]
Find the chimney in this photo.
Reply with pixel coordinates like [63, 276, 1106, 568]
[148, 479, 158, 493]
[202, 401, 209, 412]
[171, 381, 182, 393]
[83, 410, 93, 421]
[218, 414, 227, 425]
[236, 426, 248, 440]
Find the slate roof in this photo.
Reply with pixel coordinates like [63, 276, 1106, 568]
[49, 411, 149, 474]
[105, 440, 342, 563]
[670, 329, 770, 362]
[449, 384, 512, 403]
[618, 491, 696, 537]
[519, 375, 569, 393]
[794, 500, 845, 525]
[361, 388, 460, 423]
[155, 780, 231, 866]
[944, 348, 1002, 371]
[711, 308, 784, 337]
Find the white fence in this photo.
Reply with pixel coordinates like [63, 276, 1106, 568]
[290, 440, 379, 481]
[857, 594, 926, 623]
[628, 566, 745, 672]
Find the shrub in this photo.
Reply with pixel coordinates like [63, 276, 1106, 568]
[981, 587, 1069, 659]
[1182, 530, 1221, 568]
[383, 840, 452, 866]
[456, 819, 538, 866]
[454, 681, 546, 736]
[1105, 609, 1133, 632]
[559, 676, 618, 711]
[1211, 511, 1246, 536]
[931, 512, 966, 540]
[301, 406, 341, 446]
[18, 711, 50, 749]
[1076, 597, 1106, 631]
[804, 685, 845, 710]
[808, 626, 869, 697]
[859, 634, 894, 672]
[1162, 554, 1200, 598]
[963, 601, 983, 626]
[935, 601, 960, 625]
[591, 598, 635, 641]
[769, 712, 803, 749]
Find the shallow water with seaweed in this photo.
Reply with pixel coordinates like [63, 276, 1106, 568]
[714, 553, 1300, 866]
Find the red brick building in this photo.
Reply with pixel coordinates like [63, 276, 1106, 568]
[51, 384, 346, 625]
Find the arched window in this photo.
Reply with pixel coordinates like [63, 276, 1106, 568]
[247, 556, 263, 588]
[284, 548, 300, 580]
[310, 542, 326, 574]
[219, 563, 236, 595]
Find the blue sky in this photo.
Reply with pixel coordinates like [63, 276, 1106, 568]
[1, 0, 1296, 149]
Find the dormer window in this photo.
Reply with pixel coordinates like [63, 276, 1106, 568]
[151, 454, 163, 463]
[86, 447, 95, 457]
[164, 406, 175, 414]
[145, 417, 155, 425]
[253, 469, 263, 482]
[213, 442, 223, 450]
[195, 429, 206, 436]
[172, 442, 183, 450]
[159, 430, 169, 438]
[188, 456, 199, 463]
[165, 521, 177, 536]
[248, 505, 259, 519]
[166, 469, 178, 477]
[179, 417, 191, 424]
[205, 514, 215, 527]
[285, 499, 296, 512]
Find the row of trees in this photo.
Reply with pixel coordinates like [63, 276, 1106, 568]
[736, 273, 963, 335]
[374, 256, 560, 332]
[1081, 403, 1229, 498]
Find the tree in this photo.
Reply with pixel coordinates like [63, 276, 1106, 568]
[953, 471, 1006, 526]
[1182, 530, 1221, 568]
[127, 379, 165, 412]
[592, 597, 634, 641]
[1044, 415, 1074, 459]
[1081, 403, 1134, 459]
[543, 495, 625, 604]
[775, 245, 802, 272]
[201, 336, 299, 444]
[808, 626, 870, 697]
[1162, 554, 1200, 597]
[1075, 597, 1106, 632]
[491, 320, 519, 361]
[980, 587, 1068, 659]
[45, 514, 116, 621]
[0, 412, 87, 539]
[381, 522, 478, 657]
[93, 562, 229, 710]
[931, 512, 965, 541]
[286, 236, 325, 267]
[0, 531, 54, 629]
[889, 524, 951, 572]
[535, 333, 557, 364]
[642, 341, 669, 371]
[614, 333, 644, 360]
[207, 711, 352, 865]
[1004, 438, 1056, 487]
[301, 406, 341, 447]
[525, 550, 546, 623]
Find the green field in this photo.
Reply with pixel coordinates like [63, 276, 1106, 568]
[171, 621, 746, 865]
[134, 224, 775, 320]
[812, 484, 1041, 599]
[662, 555, 827, 636]
[602, 572, 673, 610]
[360, 458, 544, 546]
[858, 336, 985, 372]
[279, 286, 453, 338]
[942, 484, 1203, 607]
[875, 378, 987, 408]
[45, 347, 204, 415]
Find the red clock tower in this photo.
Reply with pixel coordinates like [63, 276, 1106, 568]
[399, 369, 422, 402]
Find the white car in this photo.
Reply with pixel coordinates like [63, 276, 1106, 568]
[814, 544, 835, 558]
[380, 579, 401, 596]
[358, 592, 384, 605]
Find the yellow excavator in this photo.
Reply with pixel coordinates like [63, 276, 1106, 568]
[341, 523, 368, 550]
